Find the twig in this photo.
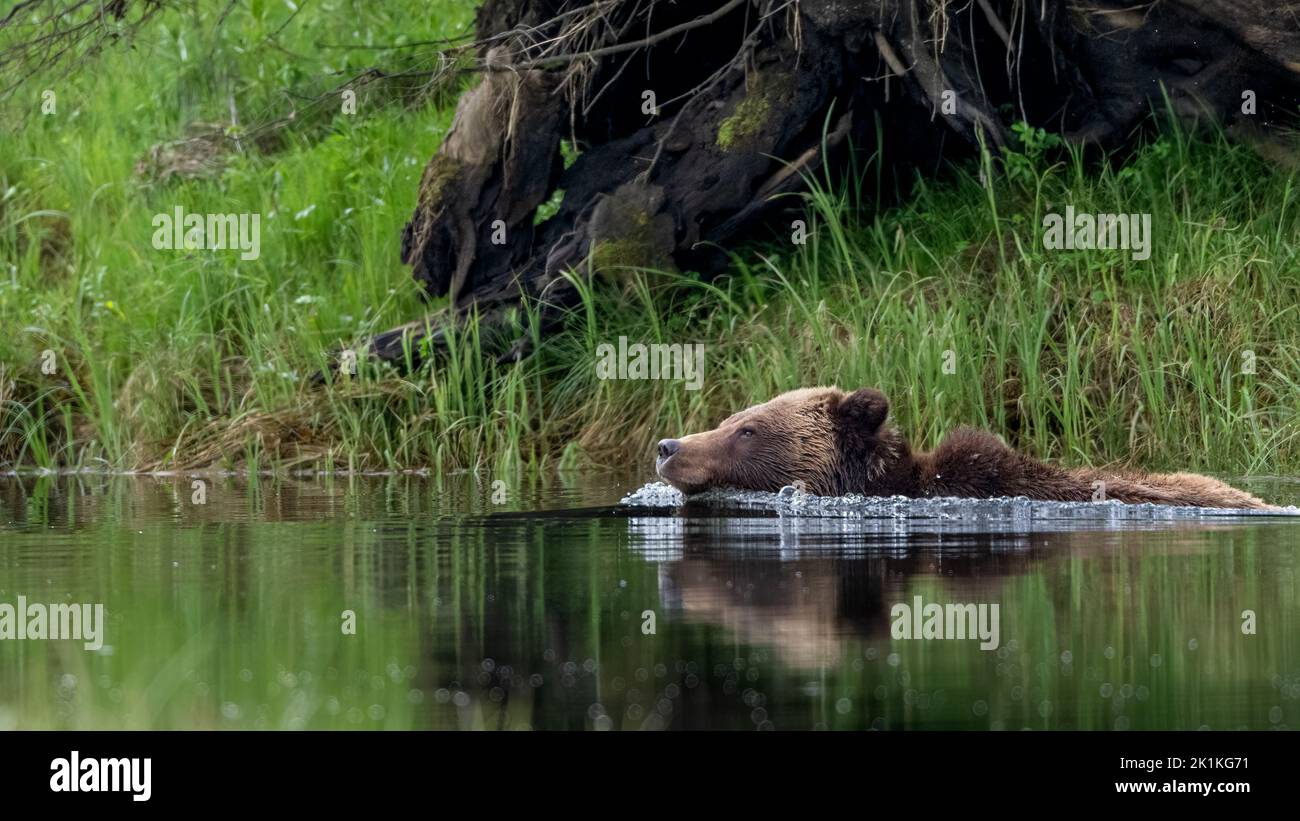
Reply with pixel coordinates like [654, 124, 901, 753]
[498, 0, 751, 71]
[976, 0, 1014, 52]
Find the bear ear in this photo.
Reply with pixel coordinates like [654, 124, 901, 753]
[835, 388, 889, 434]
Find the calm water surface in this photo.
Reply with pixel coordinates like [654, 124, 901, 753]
[1, 472, 1298, 730]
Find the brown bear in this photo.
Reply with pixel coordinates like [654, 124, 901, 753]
[654, 387, 1274, 509]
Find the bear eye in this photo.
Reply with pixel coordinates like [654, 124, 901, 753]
[739, 427, 755, 438]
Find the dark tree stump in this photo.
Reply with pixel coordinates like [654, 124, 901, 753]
[362, 0, 1300, 370]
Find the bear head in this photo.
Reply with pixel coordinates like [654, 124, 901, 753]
[655, 386, 914, 496]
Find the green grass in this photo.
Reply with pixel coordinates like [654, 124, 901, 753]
[2, 1, 1299, 477]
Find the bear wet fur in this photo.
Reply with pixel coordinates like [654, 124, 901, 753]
[654, 387, 1273, 510]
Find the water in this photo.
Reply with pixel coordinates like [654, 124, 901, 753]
[1, 472, 1298, 730]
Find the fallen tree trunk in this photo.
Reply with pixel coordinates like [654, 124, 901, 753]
[362, 0, 1300, 371]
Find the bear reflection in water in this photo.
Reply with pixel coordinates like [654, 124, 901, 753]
[655, 386, 1273, 509]
[626, 510, 1039, 668]
[626, 510, 1249, 670]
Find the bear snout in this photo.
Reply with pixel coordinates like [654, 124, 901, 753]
[657, 439, 682, 460]
[655, 438, 706, 492]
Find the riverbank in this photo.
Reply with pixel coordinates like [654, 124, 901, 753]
[2, 1, 1298, 479]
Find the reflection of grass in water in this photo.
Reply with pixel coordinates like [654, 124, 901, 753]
[1, 476, 1297, 729]
[1, 526, 431, 730]
[815, 533, 1296, 731]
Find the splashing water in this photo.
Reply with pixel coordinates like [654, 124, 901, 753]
[621, 481, 1300, 522]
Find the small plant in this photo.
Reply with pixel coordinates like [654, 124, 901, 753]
[1002, 121, 1064, 186]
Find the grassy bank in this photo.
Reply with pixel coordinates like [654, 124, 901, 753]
[2, 1, 1299, 478]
